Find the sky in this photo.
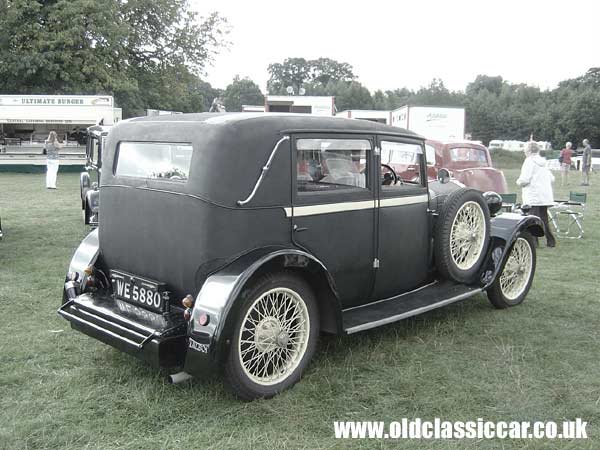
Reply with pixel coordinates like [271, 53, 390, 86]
[191, 0, 599, 93]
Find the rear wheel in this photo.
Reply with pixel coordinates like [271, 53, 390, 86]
[224, 272, 319, 401]
[487, 231, 536, 309]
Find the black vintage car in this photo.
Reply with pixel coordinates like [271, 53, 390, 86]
[59, 113, 544, 400]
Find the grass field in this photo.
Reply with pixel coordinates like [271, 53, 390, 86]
[1, 165, 599, 450]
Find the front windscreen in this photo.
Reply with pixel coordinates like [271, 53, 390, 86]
[115, 142, 193, 181]
[449, 147, 488, 166]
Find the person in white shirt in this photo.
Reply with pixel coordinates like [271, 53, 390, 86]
[44, 131, 61, 189]
[516, 141, 556, 247]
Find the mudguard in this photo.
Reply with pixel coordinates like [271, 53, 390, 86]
[481, 212, 544, 288]
[64, 228, 100, 299]
[183, 246, 341, 377]
[84, 188, 100, 226]
[80, 171, 91, 206]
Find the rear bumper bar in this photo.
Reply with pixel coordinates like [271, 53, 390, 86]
[58, 293, 188, 368]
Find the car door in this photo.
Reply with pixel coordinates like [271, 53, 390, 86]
[373, 137, 431, 300]
[290, 134, 376, 308]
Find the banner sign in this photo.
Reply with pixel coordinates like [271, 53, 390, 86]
[0, 95, 113, 107]
[0, 95, 115, 125]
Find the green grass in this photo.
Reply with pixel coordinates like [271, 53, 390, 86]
[1, 169, 599, 450]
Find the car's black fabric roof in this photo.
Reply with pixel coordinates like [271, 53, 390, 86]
[126, 112, 421, 139]
[102, 113, 423, 207]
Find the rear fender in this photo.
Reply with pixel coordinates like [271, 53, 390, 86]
[64, 228, 100, 301]
[480, 213, 544, 288]
[80, 171, 91, 206]
[183, 247, 341, 377]
[84, 188, 100, 226]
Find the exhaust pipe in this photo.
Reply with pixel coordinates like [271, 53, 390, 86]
[168, 371, 193, 384]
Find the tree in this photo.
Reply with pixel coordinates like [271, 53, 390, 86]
[266, 57, 356, 95]
[466, 75, 505, 96]
[266, 58, 311, 95]
[223, 76, 263, 112]
[0, 0, 229, 117]
[309, 57, 355, 87]
[330, 81, 373, 111]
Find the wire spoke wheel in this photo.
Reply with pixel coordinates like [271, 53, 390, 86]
[486, 231, 536, 309]
[238, 287, 310, 386]
[449, 201, 486, 270]
[499, 237, 533, 300]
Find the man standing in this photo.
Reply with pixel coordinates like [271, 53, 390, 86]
[581, 139, 592, 186]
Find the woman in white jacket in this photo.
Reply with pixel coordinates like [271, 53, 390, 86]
[516, 141, 556, 247]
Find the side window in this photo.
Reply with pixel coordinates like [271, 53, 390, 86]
[380, 141, 424, 189]
[425, 144, 436, 166]
[296, 138, 370, 193]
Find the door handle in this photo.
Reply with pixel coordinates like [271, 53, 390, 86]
[293, 225, 308, 232]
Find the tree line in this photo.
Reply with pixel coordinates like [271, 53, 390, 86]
[1, 1, 598, 148]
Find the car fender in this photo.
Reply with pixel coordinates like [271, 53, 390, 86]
[64, 228, 100, 301]
[84, 188, 100, 226]
[80, 171, 91, 207]
[481, 213, 544, 288]
[183, 246, 341, 377]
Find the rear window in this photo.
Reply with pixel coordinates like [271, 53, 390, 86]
[115, 142, 193, 181]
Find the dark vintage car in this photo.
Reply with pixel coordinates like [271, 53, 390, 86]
[423, 140, 508, 193]
[59, 114, 543, 400]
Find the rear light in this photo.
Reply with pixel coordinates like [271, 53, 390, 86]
[183, 308, 192, 321]
[198, 313, 210, 326]
[182, 294, 194, 308]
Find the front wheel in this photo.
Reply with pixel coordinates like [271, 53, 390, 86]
[487, 231, 536, 309]
[224, 272, 319, 401]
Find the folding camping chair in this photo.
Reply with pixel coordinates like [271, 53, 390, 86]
[500, 193, 518, 213]
[548, 192, 587, 239]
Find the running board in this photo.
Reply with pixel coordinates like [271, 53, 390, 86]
[343, 280, 483, 334]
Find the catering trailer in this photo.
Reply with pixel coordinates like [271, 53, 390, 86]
[336, 110, 391, 124]
[390, 106, 465, 141]
[0, 95, 120, 154]
[264, 96, 335, 116]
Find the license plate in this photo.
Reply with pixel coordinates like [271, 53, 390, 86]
[110, 270, 167, 313]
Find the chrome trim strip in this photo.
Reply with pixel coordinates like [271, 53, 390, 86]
[284, 199, 375, 217]
[379, 194, 429, 208]
[345, 288, 482, 334]
[237, 136, 290, 206]
[284, 193, 428, 217]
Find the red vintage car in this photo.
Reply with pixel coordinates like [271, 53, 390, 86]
[424, 140, 508, 193]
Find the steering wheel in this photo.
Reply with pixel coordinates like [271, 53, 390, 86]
[381, 164, 400, 186]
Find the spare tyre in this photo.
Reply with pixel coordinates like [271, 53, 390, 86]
[434, 188, 490, 283]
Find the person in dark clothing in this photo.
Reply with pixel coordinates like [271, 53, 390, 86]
[581, 139, 592, 186]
